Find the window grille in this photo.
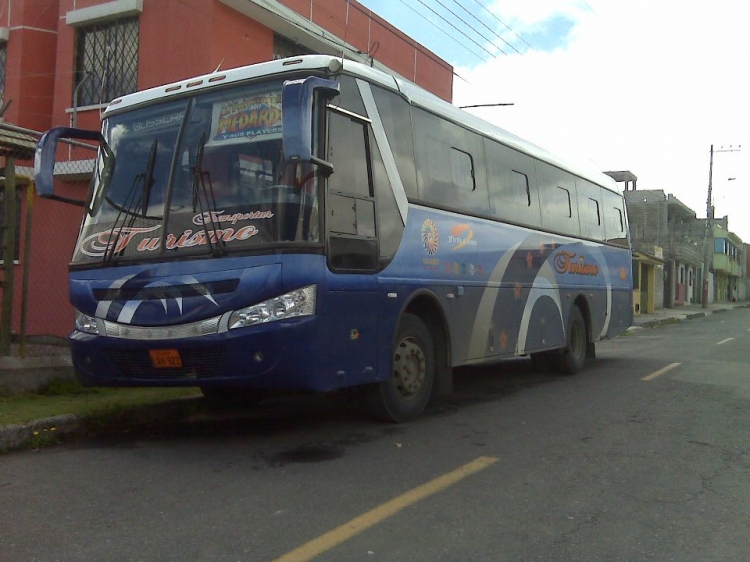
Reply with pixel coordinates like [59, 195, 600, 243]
[273, 34, 314, 60]
[73, 16, 139, 107]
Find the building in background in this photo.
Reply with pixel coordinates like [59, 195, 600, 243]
[623, 185, 745, 310]
[709, 220, 743, 303]
[0, 0, 452, 339]
[606, 172, 667, 315]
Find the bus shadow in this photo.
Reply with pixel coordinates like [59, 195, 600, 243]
[427, 357, 558, 417]
[77, 356, 614, 451]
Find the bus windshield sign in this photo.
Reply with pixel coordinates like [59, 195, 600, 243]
[209, 92, 282, 145]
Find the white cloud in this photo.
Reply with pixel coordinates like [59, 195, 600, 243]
[453, 0, 750, 241]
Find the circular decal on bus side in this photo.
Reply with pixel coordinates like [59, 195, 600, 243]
[422, 219, 439, 255]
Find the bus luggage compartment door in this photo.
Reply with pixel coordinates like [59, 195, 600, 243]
[324, 280, 377, 390]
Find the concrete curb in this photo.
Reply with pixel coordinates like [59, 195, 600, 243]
[0, 397, 203, 453]
[0, 414, 82, 452]
[627, 305, 748, 331]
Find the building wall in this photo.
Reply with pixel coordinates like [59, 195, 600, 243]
[2, 0, 453, 338]
[1, 0, 58, 131]
[626, 191, 668, 309]
[624, 190, 733, 308]
[742, 244, 750, 301]
[625, 190, 668, 249]
[2, 1, 70, 340]
[276, 0, 452, 101]
[673, 260, 698, 305]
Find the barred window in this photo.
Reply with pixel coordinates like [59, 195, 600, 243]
[273, 34, 314, 60]
[74, 17, 138, 107]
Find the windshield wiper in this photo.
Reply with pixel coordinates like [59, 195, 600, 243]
[190, 132, 227, 257]
[102, 140, 161, 218]
[102, 139, 159, 265]
[140, 138, 157, 216]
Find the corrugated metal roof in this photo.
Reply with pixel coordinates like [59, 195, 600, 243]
[0, 126, 37, 160]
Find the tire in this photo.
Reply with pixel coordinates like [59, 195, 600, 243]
[365, 313, 435, 423]
[551, 305, 587, 375]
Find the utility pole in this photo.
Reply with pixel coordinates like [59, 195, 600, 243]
[702, 145, 714, 309]
[702, 144, 741, 308]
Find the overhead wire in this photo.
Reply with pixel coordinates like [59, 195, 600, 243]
[429, 0, 509, 56]
[387, 0, 538, 67]
[466, 0, 536, 52]
[392, 0, 491, 65]
[447, 0, 523, 55]
[411, 0, 502, 61]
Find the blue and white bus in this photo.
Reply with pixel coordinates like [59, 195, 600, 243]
[35, 55, 632, 421]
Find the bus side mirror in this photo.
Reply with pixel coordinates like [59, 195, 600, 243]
[34, 126, 102, 207]
[282, 77, 340, 174]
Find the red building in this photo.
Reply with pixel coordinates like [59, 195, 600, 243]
[0, 0, 452, 339]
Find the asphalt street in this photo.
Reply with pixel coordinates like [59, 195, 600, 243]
[2, 307, 750, 561]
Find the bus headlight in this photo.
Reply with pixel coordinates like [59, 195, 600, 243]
[75, 310, 102, 335]
[228, 285, 316, 329]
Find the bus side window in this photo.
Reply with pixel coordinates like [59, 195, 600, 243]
[602, 189, 629, 247]
[412, 108, 488, 215]
[371, 85, 418, 199]
[326, 106, 378, 272]
[486, 140, 541, 228]
[368, 125, 404, 266]
[537, 162, 578, 236]
[327, 111, 372, 197]
[450, 147, 475, 191]
[587, 198, 601, 226]
[511, 171, 531, 206]
[576, 179, 605, 241]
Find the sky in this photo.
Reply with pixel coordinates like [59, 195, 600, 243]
[356, 0, 750, 242]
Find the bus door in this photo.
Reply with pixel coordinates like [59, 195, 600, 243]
[322, 102, 380, 388]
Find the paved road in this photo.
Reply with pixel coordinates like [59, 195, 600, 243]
[2, 309, 750, 561]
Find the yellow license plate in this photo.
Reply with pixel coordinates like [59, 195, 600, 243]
[149, 349, 183, 368]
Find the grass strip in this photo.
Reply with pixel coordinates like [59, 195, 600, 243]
[0, 380, 201, 426]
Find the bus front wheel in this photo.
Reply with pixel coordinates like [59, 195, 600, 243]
[365, 313, 435, 423]
[551, 305, 587, 375]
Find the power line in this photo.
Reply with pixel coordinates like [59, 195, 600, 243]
[391, 0, 491, 64]
[411, 0, 503, 61]
[466, 0, 536, 52]
[447, 0, 523, 55]
[430, 0, 509, 56]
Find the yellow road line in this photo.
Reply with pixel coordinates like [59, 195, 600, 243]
[642, 362, 681, 381]
[273, 456, 499, 562]
[717, 338, 734, 345]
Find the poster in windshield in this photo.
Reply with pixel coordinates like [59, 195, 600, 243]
[209, 93, 282, 145]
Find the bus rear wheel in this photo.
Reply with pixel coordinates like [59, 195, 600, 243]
[551, 305, 587, 375]
[365, 313, 435, 423]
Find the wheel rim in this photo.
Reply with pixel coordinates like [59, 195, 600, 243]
[393, 336, 426, 399]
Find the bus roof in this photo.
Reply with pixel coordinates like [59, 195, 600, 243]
[103, 55, 619, 194]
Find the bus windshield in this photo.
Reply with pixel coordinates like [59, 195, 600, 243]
[72, 79, 320, 266]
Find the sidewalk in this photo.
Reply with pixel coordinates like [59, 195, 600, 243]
[628, 301, 750, 330]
